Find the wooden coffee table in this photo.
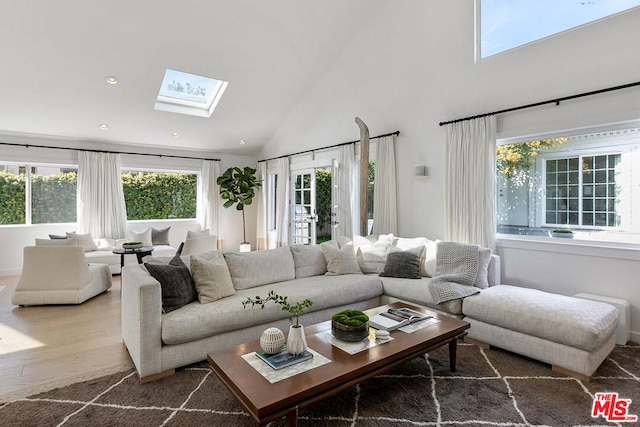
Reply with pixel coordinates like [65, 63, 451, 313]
[208, 302, 469, 426]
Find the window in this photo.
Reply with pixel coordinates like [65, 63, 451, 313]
[479, 0, 640, 58]
[545, 154, 620, 228]
[122, 170, 197, 220]
[497, 128, 639, 243]
[0, 164, 77, 225]
[154, 68, 229, 118]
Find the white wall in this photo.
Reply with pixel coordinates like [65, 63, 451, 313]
[259, 2, 640, 338]
[0, 133, 258, 275]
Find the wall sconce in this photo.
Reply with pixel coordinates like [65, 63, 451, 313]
[414, 165, 429, 178]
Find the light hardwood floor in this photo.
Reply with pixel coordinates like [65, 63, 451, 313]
[0, 274, 133, 403]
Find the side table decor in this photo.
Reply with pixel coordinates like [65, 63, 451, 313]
[331, 309, 370, 342]
[242, 290, 313, 355]
[122, 241, 143, 251]
[260, 327, 286, 354]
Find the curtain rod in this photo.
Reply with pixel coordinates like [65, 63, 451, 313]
[0, 141, 221, 162]
[258, 130, 400, 163]
[438, 80, 640, 127]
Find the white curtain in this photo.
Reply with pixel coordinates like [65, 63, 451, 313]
[274, 157, 290, 247]
[444, 116, 497, 250]
[255, 162, 268, 250]
[77, 151, 128, 239]
[372, 135, 397, 235]
[336, 144, 356, 238]
[199, 160, 222, 249]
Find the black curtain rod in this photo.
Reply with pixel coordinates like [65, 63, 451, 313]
[258, 130, 400, 163]
[439, 80, 640, 127]
[0, 141, 220, 162]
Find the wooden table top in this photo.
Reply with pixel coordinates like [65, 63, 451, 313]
[208, 302, 469, 425]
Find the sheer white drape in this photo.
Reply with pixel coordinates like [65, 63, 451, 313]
[77, 151, 128, 239]
[372, 135, 397, 235]
[444, 116, 497, 250]
[336, 144, 356, 238]
[255, 162, 268, 250]
[199, 160, 221, 249]
[274, 158, 290, 247]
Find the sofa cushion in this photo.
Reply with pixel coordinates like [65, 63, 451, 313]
[321, 241, 362, 275]
[190, 252, 235, 303]
[145, 255, 197, 313]
[379, 246, 424, 279]
[151, 227, 171, 246]
[462, 285, 619, 351]
[187, 229, 210, 238]
[423, 239, 441, 277]
[378, 275, 463, 315]
[224, 246, 295, 290]
[161, 274, 383, 345]
[35, 238, 77, 247]
[66, 232, 98, 252]
[290, 245, 327, 278]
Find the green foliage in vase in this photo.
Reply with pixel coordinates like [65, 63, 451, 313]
[217, 166, 262, 244]
[242, 290, 313, 325]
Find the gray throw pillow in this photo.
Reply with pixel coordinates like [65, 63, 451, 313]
[151, 227, 171, 246]
[145, 255, 196, 313]
[379, 246, 424, 279]
[190, 253, 235, 303]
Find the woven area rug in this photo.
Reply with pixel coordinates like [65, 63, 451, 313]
[1, 342, 638, 426]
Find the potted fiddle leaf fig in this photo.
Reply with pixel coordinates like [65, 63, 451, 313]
[217, 166, 262, 251]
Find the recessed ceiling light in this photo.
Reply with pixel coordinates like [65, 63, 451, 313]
[105, 76, 118, 85]
[98, 124, 110, 131]
[239, 139, 246, 145]
[171, 132, 180, 138]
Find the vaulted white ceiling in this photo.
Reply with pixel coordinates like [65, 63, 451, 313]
[0, 1, 378, 155]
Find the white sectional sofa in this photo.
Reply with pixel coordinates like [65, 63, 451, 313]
[122, 239, 501, 381]
[121, 237, 618, 383]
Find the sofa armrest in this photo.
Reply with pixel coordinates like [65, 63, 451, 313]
[121, 264, 164, 378]
[488, 254, 501, 286]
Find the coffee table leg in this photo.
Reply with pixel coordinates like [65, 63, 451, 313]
[285, 407, 298, 427]
[448, 338, 457, 372]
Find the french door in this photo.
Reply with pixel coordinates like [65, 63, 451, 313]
[290, 166, 335, 245]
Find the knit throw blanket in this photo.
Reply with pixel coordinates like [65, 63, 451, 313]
[429, 242, 481, 305]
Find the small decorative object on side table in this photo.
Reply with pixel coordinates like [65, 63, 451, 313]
[122, 241, 143, 251]
[242, 290, 313, 355]
[260, 327, 286, 354]
[331, 309, 370, 342]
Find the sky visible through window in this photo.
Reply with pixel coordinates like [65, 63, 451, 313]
[481, 0, 640, 58]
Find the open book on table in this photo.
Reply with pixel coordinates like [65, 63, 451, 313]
[369, 307, 433, 331]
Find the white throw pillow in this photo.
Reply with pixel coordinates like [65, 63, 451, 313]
[65, 232, 98, 252]
[393, 236, 427, 250]
[129, 228, 153, 247]
[190, 253, 235, 303]
[320, 241, 362, 275]
[474, 247, 492, 289]
[423, 239, 441, 277]
[353, 234, 395, 274]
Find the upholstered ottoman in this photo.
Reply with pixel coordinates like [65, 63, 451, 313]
[462, 285, 619, 381]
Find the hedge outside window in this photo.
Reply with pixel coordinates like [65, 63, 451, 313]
[122, 171, 197, 220]
[0, 164, 77, 225]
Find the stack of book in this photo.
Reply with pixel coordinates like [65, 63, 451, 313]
[255, 349, 313, 370]
[369, 307, 433, 331]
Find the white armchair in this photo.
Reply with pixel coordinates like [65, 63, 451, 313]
[12, 246, 112, 306]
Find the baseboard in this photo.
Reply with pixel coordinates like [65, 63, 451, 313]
[0, 268, 21, 278]
[629, 330, 640, 344]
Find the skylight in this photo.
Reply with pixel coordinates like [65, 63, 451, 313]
[479, 0, 640, 59]
[154, 69, 228, 118]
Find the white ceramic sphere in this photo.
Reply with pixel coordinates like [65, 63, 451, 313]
[260, 327, 285, 354]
